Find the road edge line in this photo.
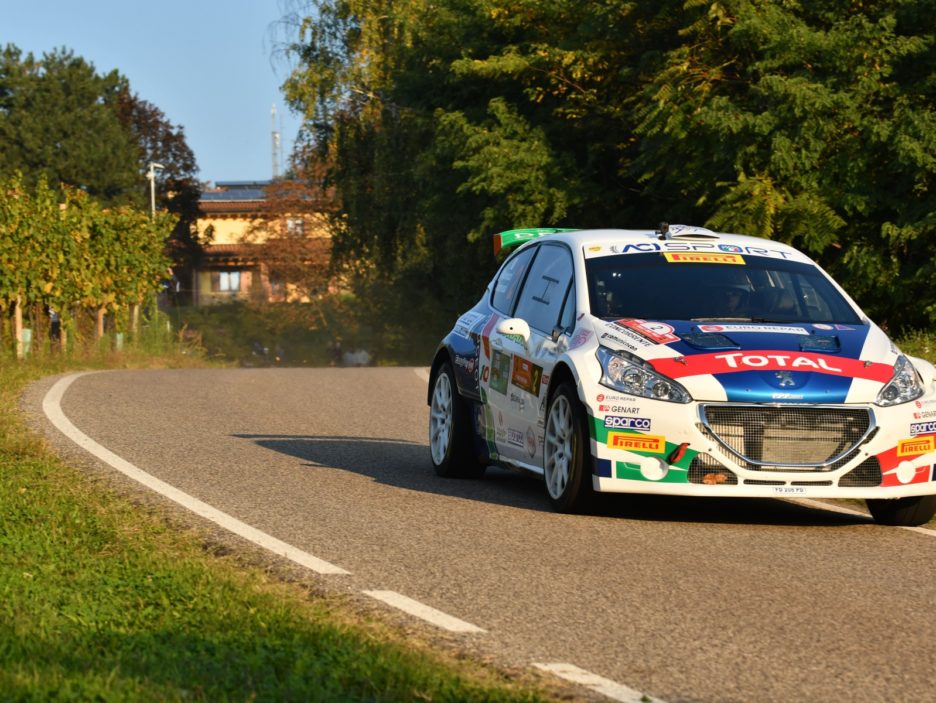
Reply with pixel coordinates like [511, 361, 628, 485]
[41, 372, 350, 575]
[533, 662, 663, 703]
[362, 590, 485, 633]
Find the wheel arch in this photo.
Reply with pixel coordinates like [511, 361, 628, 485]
[427, 346, 452, 406]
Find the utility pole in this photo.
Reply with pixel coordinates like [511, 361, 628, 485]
[147, 162, 165, 219]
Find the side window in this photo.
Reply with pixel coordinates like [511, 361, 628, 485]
[558, 285, 576, 332]
[513, 244, 575, 333]
[491, 247, 535, 315]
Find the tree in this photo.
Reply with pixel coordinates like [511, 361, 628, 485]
[115, 86, 203, 293]
[0, 46, 141, 205]
[281, 0, 935, 330]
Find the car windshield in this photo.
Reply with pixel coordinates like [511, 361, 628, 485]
[585, 252, 863, 324]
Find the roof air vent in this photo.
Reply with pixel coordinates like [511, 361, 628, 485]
[664, 224, 720, 240]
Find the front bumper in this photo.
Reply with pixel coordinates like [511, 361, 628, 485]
[587, 397, 936, 500]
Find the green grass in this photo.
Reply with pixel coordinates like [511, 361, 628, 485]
[0, 344, 548, 702]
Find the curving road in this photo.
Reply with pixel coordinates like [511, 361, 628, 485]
[24, 367, 936, 703]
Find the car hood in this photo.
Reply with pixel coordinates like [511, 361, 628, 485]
[590, 317, 899, 404]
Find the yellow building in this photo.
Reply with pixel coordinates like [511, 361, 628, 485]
[193, 180, 331, 306]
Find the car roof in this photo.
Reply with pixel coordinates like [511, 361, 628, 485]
[512, 225, 811, 263]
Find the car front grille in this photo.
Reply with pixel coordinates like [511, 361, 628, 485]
[699, 404, 875, 471]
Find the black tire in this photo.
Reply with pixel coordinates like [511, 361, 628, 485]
[542, 381, 595, 512]
[428, 361, 485, 478]
[866, 495, 936, 526]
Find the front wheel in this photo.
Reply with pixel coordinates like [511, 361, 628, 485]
[866, 495, 936, 526]
[428, 361, 485, 478]
[542, 381, 595, 513]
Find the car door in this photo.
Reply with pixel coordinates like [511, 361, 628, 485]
[479, 245, 536, 459]
[488, 243, 577, 466]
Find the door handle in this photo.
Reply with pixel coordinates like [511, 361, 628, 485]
[491, 337, 503, 349]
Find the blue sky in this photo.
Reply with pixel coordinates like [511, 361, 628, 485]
[3, 0, 305, 185]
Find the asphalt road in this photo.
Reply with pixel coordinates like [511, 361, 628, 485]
[24, 367, 936, 703]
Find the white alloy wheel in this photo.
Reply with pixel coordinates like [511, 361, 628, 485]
[429, 371, 453, 466]
[544, 394, 573, 499]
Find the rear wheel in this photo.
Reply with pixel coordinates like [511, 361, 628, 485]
[429, 361, 485, 478]
[866, 495, 936, 526]
[543, 381, 595, 513]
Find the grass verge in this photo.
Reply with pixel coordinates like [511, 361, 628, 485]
[0, 347, 548, 702]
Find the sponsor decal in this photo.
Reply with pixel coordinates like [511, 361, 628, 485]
[606, 432, 666, 453]
[596, 393, 639, 403]
[697, 324, 808, 335]
[453, 311, 487, 338]
[603, 416, 652, 430]
[511, 356, 544, 396]
[605, 324, 655, 348]
[650, 350, 894, 383]
[911, 421, 936, 436]
[599, 403, 639, 413]
[772, 392, 805, 400]
[599, 405, 642, 413]
[600, 331, 641, 352]
[526, 427, 537, 458]
[569, 329, 593, 349]
[897, 436, 936, 457]
[663, 252, 744, 265]
[593, 241, 798, 260]
[480, 313, 500, 359]
[489, 350, 511, 394]
[913, 409, 936, 420]
[481, 365, 490, 383]
[507, 428, 525, 448]
[614, 318, 679, 345]
[453, 353, 477, 376]
[813, 323, 834, 330]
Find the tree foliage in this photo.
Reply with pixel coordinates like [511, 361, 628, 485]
[0, 44, 201, 294]
[0, 173, 173, 346]
[283, 0, 935, 331]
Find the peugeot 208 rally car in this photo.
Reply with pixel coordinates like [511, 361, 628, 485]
[427, 225, 936, 526]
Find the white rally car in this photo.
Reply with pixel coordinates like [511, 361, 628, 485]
[427, 225, 936, 526]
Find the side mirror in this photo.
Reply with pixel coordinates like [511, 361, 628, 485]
[496, 318, 531, 347]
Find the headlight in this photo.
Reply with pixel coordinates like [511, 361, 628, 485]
[596, 346, 691, 403]
[876, 355, 924, 406]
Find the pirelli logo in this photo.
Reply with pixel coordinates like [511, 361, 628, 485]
[897, 436, 936, 457]
[606, 432, 666, 454]
[663, 252, 745, 265]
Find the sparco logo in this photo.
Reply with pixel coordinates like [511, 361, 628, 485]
[714, 352, 842, 372]
[910, 421, 936, 436]
[603, 416, 651, 431]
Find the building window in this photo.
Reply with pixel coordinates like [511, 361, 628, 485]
[286, 217, 305, 236]
[211, 270, 241, 292]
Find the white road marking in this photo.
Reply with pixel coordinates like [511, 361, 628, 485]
[783, 497, 936, 536]
[42, 372, 350, 575]
[414, 367, 430, 383]
[362, 590, 485, 633]
[533, 663, 663, 703]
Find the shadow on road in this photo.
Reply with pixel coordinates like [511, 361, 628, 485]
[233, 433, 871, 528]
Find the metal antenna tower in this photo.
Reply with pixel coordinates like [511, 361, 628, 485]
[271, 104, 281, 179]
